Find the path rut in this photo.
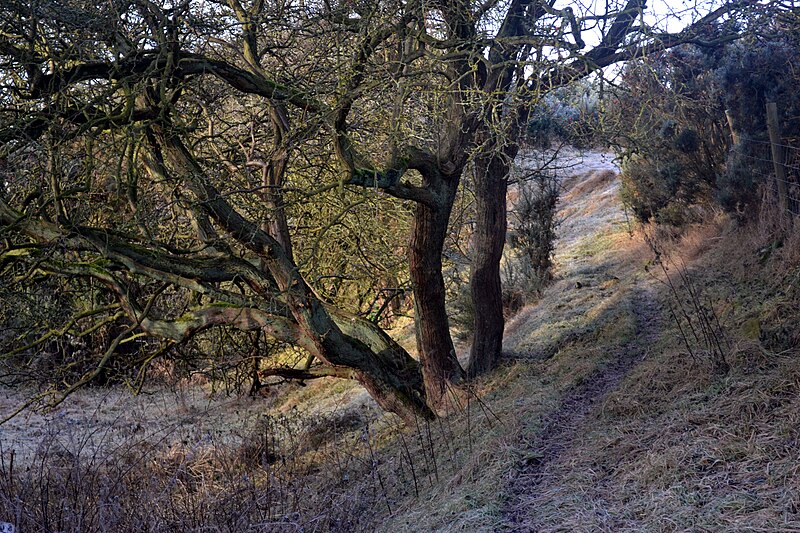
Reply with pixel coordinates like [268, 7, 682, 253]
[499, 284, 664, 531]
[497, 150, 667, 531]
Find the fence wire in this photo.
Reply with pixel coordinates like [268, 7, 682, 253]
[733, 141, 800, 217]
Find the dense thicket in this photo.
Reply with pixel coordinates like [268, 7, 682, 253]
[615, 11, 800, 223]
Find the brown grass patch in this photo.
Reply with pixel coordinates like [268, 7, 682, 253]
[563, 168, 617, 203]
[507, 209, 800, 532]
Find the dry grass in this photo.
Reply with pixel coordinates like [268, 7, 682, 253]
[3, 153, 800, 532]
[0, 405, 399, 531]
[506, 211, 800, 532]
[515, 348, 800, 532]
[0, 366, 549, 532]
[374, 362, 565, 533]
[562, 168, 617, 203]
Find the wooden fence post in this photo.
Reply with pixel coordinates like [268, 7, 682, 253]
[766, 101, 788, 214]
[725, 109, 740, 145]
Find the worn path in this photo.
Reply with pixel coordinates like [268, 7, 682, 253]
[498, 150, 667, 531]
[500, 286, 665, 530]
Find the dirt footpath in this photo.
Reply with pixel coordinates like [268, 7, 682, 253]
[498, 149, 665, 531]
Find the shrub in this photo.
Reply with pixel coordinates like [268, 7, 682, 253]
[716, 139, 772, 215]
[504, 172, 560, 308]
[611, 22, 800, 224]
[525, 81, 603, 149]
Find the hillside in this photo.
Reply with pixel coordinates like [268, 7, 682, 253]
[2, 149, 800, 532]
[381, 149, 800, 532]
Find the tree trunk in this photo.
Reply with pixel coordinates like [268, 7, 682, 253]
[142, 126, 434, 423]
[466, 109, 526, 376]
[275, 280, 434, 422]
[408, 176, 465, 405]
[467, 152, 509, 377]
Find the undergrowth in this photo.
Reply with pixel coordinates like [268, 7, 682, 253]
[0, 399, 503, 532]
[510, 212, 800, 531]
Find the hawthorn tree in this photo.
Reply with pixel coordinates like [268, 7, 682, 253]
[0, 0, 437, 421]
[0, 0, 762, 421]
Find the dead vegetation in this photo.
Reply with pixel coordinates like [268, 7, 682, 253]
[2, 152, 800, 532]
[504, 203, 800, 532]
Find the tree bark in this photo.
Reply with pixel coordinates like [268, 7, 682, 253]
[408, 175, 465, 405]
[263, 104, 294, 259]
[467, 151, 510, 377]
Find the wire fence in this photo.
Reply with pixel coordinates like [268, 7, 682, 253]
[734, 138, 800, 218]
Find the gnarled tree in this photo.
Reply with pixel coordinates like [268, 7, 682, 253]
[0, 0, 761, 421]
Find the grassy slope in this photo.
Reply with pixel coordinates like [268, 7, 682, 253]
[378, 150, 651, 532]
[379, 151, 800, 532]
[3, 150, 800, 532]
[519, 219, 800, 533]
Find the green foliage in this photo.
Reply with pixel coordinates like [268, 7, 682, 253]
[611, 42, 726, 224]
[715, 139, 767, 215]
[619, 154, 702, 226]
[713, 34, 800, 213]
[717, 38, 800, 139]
[503, 172, 560, 310]
[510, 174, 560, 281]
